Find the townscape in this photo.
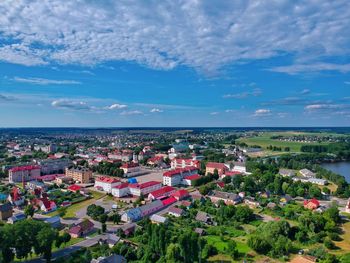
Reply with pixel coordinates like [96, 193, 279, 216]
[0, 128, 350, 263]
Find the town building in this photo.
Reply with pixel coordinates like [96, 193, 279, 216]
[232, 162, 246, 173]
[65, 167, 92, 184]
[94, 176, 121, 193]
[121, 200, 164, 222]
[172, 189, 190, 201]
[111, 183, 130, 197]
[8, 165, 41, 183]
[205, 162, 228, 176]
[163, 167, 198, 186]
[35, 158, 72, 174]
[55, 175, 73, 185]
[148, 186, 176, 200]
[171, 158, 201, 169]
[182, 174, 201, 186]
[129, 181, 162, 196]
[307, 178, 328, 185]
[150, 214, 168, 224]
[120, 162, 142, 177]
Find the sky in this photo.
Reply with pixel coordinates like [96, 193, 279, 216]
[0, 0, 350, 127]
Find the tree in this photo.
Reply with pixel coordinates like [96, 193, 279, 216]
[102, 223, 107, 233]
[57, 207, 67, 218]
[35, 227, 58, 262]
[86, 204, 105, 220]
[24, 205, 35, 218]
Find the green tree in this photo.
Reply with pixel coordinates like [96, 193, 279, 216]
[24, 205, 35, 218]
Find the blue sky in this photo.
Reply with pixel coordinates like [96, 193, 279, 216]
[0, 1, 350, 127]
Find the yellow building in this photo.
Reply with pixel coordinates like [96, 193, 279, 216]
[65, 167, 92, 184]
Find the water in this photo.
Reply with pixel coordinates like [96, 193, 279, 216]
[321, 162, 350, 183]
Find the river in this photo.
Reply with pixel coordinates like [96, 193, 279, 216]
[321, 161, 350, 183]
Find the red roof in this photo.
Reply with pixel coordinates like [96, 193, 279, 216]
[172, 189, 189, 199]
[163, 167, 198, 177]
[206, 162, 226, 170]
[95, 176, 120, 184]
[217, 182, 225, 188]
[225, 171, 241, 176]
[161, 196, 177, 206]
[68, 184, 81, 191]
[304, 198, 320, 207]
[149, 186, 175, 198]
[129, 181, 161, 189]
[9, 165, 41, 172]
[121, 162, 139, 168]
[113, 182, 129, 189]
[184, 174, 201, 181]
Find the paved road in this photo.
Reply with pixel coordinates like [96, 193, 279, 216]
[25, 235, 106, 263]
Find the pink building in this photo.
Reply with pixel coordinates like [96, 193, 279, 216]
[148, 186, 176, 200]
[129, 181, 162, 196]
[94, 176, 121, 193]
[9, 165, 41, 183]
[171, 158, 200, 169]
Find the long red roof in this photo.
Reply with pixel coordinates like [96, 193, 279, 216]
[9, 165, 41, 172]
[129, 181, 161, 189]
[161, 196, 177, 206]
[95, 176, 120, 184]
[149, 186, 175, 198]
[163, 166, 198, 177]
[206, 162, 226, 169]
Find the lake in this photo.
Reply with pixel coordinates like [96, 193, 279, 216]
[321, 161, 350, 183]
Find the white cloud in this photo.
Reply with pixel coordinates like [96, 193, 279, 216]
[253, 109, 271, 117]
[150, 108, 163, 113]
[51, 99, 94, 111]
[0, 1, 350, 73]
[120, 110, 144, 116]
[210, 112, 219, 115]
[305, 104, 349, 110]
[12, 77, 81, 85]
[223, 88, 262, 99]
[106, 103, 127, 110]
[269, 63, 350, 75]
[345, 81, 350, 85]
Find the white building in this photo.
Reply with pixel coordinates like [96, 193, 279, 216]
[9, 165, 41, 183]
[299, 169, 316, 178]
[94, 176, 121, 193]
[232, 162, 246, 173]
[111, 183, 130, 197]
[308, 178, 328, 185]
[171, 158, 200, 169]
[128, 181, 162, 197]
[163, 167, 198, 186]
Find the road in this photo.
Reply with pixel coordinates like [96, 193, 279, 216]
[24, 235, 106, 263]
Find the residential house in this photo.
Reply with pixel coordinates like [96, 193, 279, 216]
[150, 214, 168, 224]
[68, 219, 94, 238]
[299, 169, 316, 178]
[308, 178, 328, 185]
[208, 190, 241, 205]
[232, 162, 246, 173]
[279, 168, 295, 177]
[168, 207, 184, 217]
[304, 199, 320, 210]
[195, 211, 211, 224]
[194, 228, 206, 236]
[0, 203, 13, 221]
[8, 187, 25, 206]
[280, 195, 292, 204]
[68, 184, 82, 193]
[8, 212, 26, 224]
[244, 197, 260, 208]
[43, 215, 61, 228]
[91, 254, 126, 263]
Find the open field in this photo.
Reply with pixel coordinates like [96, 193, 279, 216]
[237, 132, 331, 153]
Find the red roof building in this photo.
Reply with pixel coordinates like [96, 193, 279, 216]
[68, 184, 81, 192]
[129, 181, 162, 196]
[205, 162, 228, 176]
[304, 198, 320, 210]
[171, 189, 189, 200]
[148, 186, 176, 200]
[161, 196, 177, 206]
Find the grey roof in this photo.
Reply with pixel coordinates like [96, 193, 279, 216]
[195, 211, 209, 223]
[0, 202, 12, 212]
[138, 200, 163, 214]
[150, 214, 167, 223]
[91, 254, 126, 263]
[209, 190, 240, 201]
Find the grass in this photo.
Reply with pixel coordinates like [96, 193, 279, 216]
[237, 132, 329, 153]
[47, 189, 106, 218]
[334, 221, 350, 254]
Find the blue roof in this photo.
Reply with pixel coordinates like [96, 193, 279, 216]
[128, 178, 137, 184]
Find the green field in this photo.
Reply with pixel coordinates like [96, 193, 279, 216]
[236, 132, 331, 153]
